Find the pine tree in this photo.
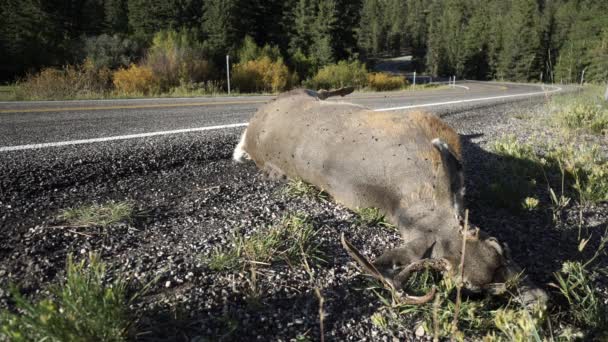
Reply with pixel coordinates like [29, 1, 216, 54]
[312, 0, 338, 66]
[201, 0, 239, 56]
[497, 0, 542, 81]
[105, 0, 129, 34]
[127, 0, 180, 38]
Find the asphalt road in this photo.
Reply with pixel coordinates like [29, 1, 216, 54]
[0, 81, 562, 148]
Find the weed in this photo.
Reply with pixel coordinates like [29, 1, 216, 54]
[552, 261, 606, 331]
[354, 207, 394, 229]
[205, 213, 323, 271]
[58, 202, 134, 228]
[282, 179, 329, 201]
[522, 197, 540, 210]
[0, 253, 133, 341]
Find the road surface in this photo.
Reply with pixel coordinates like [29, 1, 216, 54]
[0, 81, 561, 149]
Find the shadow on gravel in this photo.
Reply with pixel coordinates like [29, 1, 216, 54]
[460, 134, 606, 286]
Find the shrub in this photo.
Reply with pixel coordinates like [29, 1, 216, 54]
[0, 253, 132, 341]
[145, 29, 214, 91]
[367, 73, 406, 91]
[306, 60, 368, 90]
[83, 34, 140, 70]
[557, 103, 608, 134]
[15, 61, 112, 100]
[232, 56, 294, 93]
[112, 64, 160, 95]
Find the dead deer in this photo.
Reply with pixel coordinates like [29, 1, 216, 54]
[234, 88, 548, 307]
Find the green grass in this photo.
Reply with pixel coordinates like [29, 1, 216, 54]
[282, 179, 329, 201]
[0, 253, 133, 341]
[354, 207, 395, 229]
[58, 202, 134, 228]
[0, 85, 16, 101]
[206, 213, 324, 272]
[551, 85, 608, 135]
[485, 135, 607, 210]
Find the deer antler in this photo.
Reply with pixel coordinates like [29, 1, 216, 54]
[341, 234, 448, 305]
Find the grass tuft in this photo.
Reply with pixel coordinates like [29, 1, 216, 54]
[0, 253, 133, 341]
[282, 179, 329, 201]
[206, 213, 323, 271]
[354, 207, 395, 229]
[58, 202, 134, 228]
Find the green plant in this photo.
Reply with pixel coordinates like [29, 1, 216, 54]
[0, 253, 133, 341]
[306, 60, 368, 90]
[205, 213, 323, 271]
[282, 179, 329, 201]
[58, 202, 134, 228]
[145, 29, 214, 90]
[354, 207, 394, 229]
[553, 261, 607, 330]
[522, 197, 540, 210]
[83, 34, 140, 70]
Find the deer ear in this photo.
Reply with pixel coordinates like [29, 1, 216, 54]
[486, 237, 504, 255]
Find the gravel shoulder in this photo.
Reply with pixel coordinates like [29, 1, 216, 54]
[1, 95, 605, 340]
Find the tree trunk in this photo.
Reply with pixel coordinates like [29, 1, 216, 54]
[604, 83, 608, 101]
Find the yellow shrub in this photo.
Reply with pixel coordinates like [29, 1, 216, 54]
[367, 73, 406, 91]
[112, 64, 160, 95]
[232, 57, 292, 93]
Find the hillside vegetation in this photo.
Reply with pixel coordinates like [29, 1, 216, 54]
[0, 0, 606, 99]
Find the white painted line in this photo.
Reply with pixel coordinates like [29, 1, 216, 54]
[0, 123, 249, 152]
[453, 85, 470, 90]
[375, 85, 561, 112]
[0, 84, 563, 152]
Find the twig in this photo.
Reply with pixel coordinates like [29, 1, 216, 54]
[68, 229, 95, 238]
[451, 209, 469, 336]
[300, 244, 325, 342]
[432, 293, 441, 342]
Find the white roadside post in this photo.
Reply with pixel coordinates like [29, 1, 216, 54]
[413, 71, 416, 87]
[580, 68, 586, 86]
[226, 55, 231, 95]
[604, 83, 608, 101]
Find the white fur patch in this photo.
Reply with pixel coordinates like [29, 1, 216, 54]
[232, 129, 250, 163]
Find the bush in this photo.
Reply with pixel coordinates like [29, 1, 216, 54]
[83, 34, 140, 70]
[557, 102, 608, 134]
[232, 56, 295, 93]
[367, 73, 407, 91]
[306, 60, 368, 90]
[112, 64, 160, 95]
[16, 61, 112, 100]
[145, 29, 214, 91]
[0, 253, 132, 341]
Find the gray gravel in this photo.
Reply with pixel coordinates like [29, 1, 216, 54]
[1, 92, 605, 341]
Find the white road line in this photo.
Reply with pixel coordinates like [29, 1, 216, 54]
[0, 84, 563, 152]
[375, 85, 561, 112]
[0, 123, 248, 152]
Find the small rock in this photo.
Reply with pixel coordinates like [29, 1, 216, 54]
[415, 325, 425, 337]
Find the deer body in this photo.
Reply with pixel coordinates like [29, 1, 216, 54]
[235, 89, 547, 304]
